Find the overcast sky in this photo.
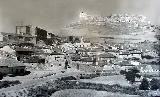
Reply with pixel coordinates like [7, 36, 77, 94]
[0, 0, 160, 33]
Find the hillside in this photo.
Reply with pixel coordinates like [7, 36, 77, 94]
[62, 13, 152, 36]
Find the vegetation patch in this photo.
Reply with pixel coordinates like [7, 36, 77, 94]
[0, 80, 21, 89]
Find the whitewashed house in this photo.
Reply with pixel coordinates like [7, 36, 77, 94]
[98, 53, 116, 65]
[130, 60, 141, 66]
[60, 43, 76, 53]
[46, 52, 66, 67]
[0, 57, 26, 75]
[77, 48, 88, 55]
[130, 51, 142, 59]
[74, 37, 91, 48]
[101, 65, 115, 75]
[71, 57, 102, 73]
[0, 45, 15, 53]
[139, 65, 159, 76]
[41, 48, 52, 54]
[72, 57, 96, 65]
[116, 60, 135, 71]
[87, 47, 105, 56]
[119, 51, 130, 59]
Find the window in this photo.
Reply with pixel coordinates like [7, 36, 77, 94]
[16, 69, 19, 73]
[55, 56, 60, 60]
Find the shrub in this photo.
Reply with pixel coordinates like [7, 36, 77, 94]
[120, 68, 141, 84]
[150, 78, 160, 90]
[120, 70, 126, 75]
[139, 78, 149, 90]
[0, 80, 21, 89]
[142, 55, 154, 59]
[0, 73, 4, 80]
[59, 76, 77, 81]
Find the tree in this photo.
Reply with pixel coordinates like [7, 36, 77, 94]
[69, 36, 74, 43]
[150, 78, 159, 90]
[120, 67, 141, 84]
[93, 58, 97, 65]
[120, 70, 127, 75]
[0, 73, 4, 80]
[139, 78, 149, 90]
[74, 37, 80, 43]
[65, 60, 68, 69]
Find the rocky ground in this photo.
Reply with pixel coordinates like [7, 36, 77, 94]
[0, 70, 147, 97]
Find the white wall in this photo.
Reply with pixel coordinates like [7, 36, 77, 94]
[0, 33, 3, 41]
[46, 55, 66, 67]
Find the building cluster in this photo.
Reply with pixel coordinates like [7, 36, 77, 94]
[0, 25, 159, 76]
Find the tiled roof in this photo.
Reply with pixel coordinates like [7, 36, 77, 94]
[130, 51, 142, 54]
[77, 48, 89, 52]
[117, 61, 134, 66]
[119, 51, 130, 55]
[81, 54, 89, 57]
[99, 53, 116, 58]
[50, 52, 64, 55]
[81, 58, 94, 62]
[105, 49, 119, 53]
[138, 64, 159, 70]
[0, 58, 24, 67]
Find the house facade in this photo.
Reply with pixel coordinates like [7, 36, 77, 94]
[74, 37, 91, 48]
[0, 58, 26, 75]
[45, 52, 66, 67]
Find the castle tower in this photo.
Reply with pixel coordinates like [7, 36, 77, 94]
[80, 36, 84, 43]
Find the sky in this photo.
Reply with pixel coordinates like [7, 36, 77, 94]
[0, 0, 160, 33]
